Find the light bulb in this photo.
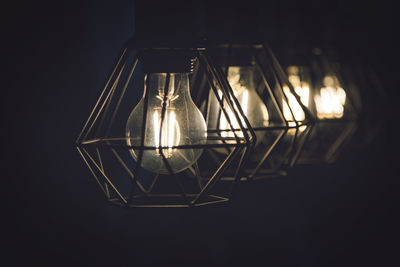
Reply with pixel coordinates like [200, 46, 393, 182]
[314, 75, 346, 119]
[283, 66, 310, 132]
[217, 66, 269, 143]
[126, 73, 207, 174]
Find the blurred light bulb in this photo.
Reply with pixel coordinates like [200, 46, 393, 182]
[283, 66, 310, 132]
[314, 75, 346, 119]
[126, 73, 207, 174]
[218, 66, 269, 142]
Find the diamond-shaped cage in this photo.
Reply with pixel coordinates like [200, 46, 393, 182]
[340, 55, 388, 148]
[191, 43, 314, 180]
[278, 48, 360, 164]
[76, 39, 254, 207]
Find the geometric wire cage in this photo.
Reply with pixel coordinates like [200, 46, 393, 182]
[192, 43, 314, 180]
[340, 54, 388, 147]
[280, 47, 359, 164]
[75, 38, 253, 207]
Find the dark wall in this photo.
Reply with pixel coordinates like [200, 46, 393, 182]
[6, 1, 397, 266]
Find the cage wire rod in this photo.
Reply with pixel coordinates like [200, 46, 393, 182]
[177, 150, 203, 187]
[83, 63, 126, 141]
[194, 199, 229, 207]
[295, 122, 315, 165]
[253, 51, 288, 128]
[158, 73, 171, 162]
[218, 86, 255, 179]
[202, 54, 240, 141]
[81, 50, 128, 142]
[194, 160, 205, 188]
[181, 72, 205, 188]
[215, 93, 233, 155]
[95, 147, 110, 198]
[321, 55, 358, 116]
[76, 47, 128, 144]
[81, 147, 128, 204]
[214, 51, 227, 134]
[288, 126, 300, 165]
[192, 145, 242, 205]
[265, 44, 314, 122]
[229, 141, 252, 196]
[248, 128, 286, 179]
[158, 73, 190, 205]
[270, 57, 298, 128]
[201, 75, 210, 124]
[325, 122, 357, 162]
[206, 126, 290, 132]
[274, 51, 310, 164]
[105, 56, 139, 137]
[76, 147, 108, 196]
[83, 141, 247, 150]
[145, 173, 160, 194]
[193, 146, 243, 204]
[94, 60, 126, 138]
[203, 64, 212, 127]
[223, 43, 257, 147]
[205, 53, 233, 155]
[95, 147, 104, 171]
[215, 53, 256, 144]
[254, 50, 297, 164]
[127, 73, 151, 204]
[200, 55, 242, 144]
[207, 54, 251, 142]
[289, 122, 314, 167]
[109, 148, 147, 194]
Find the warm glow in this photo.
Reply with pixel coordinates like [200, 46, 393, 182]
[283, 67, 310, 132]
[218, 90, 245, 137]
[283, 86, 309, 126]
[153, 110, 181, 158]
[152, 75, 181, 158]
[218, 67, 269, 138]
[126, 73, 206, 174]
[314, 75, 346, 119]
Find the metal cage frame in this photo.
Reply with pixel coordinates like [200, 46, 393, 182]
[76, 39, 255, 207]
[289, 50, 360, 164]
[192, 43, 314, 180]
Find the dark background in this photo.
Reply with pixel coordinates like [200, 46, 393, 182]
[5, 0, 398, 266]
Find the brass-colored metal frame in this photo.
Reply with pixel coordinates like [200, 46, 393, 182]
[289, 51, 360, 164]
[76, 40, 255, 208]
[192, 43, 314, 180]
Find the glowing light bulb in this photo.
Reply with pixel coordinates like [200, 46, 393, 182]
[152, 109, 180, 158]
[283, 66, 310, 132]
[126, 73, 207, 174]
[314, 75, 346, 119]
[218, 66, 269, 141]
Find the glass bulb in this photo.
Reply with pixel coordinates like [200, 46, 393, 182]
[218, 66, 269, 144]
[283, 66, 310, 132]
[314, 75, 346, 119]
[126, 73, 207, 174]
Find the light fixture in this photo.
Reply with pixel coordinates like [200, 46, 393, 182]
[279, 48, 359, 164]
[76, 38, 253, 207]
[191, 43, 313, 180]
[340, 55, 388, 147]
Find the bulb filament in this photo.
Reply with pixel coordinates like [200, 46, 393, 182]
[314, 76, 346, 119]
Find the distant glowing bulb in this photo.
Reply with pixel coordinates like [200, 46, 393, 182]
[314, 75, 346, 119]
[283, 66, 310, 132]
[217, 67, 269, 141]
